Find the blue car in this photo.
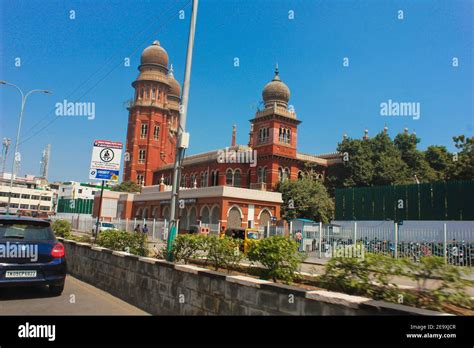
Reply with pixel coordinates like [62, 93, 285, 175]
[0, 216, 67, 296]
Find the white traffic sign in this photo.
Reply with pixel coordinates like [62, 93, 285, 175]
[89, 140, 123, 181]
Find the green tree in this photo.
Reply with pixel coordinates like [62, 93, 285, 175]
[394, 132, 437, 182]
[276, 176, 334, 223]
[449, 135, 474, 180]
[424, 145, 451, 180]
[111, 180, 141, 193]
[370, 132, 411, 185]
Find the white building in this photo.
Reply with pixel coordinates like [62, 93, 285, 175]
[0, 174, 55, 214]
[58, 181, 101, 200]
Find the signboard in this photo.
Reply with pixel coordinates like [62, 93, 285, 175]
[89, 140, 123, 182]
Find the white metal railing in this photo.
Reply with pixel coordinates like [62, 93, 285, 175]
[50, 215, 169, 242]
[289, 220, 474, 267]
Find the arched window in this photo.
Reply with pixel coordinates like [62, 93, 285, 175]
[152, 87, 156, 100]
[297, 171, 303, 180]
[284, 168, 290, 181]
[211, 206, 220, 224]
[140, 123, 148, 139]
[140, 88, 144, 99]
[188, 207, 197, 226]
[226, 169, 233, 186]
[201, 206, 210, 224]
[210, 171, 215, 187]
[181, 175, 187, 188]
[154, 125, 160, 140]
[234, 169, 241, 187]
[278, 167, 283, 182]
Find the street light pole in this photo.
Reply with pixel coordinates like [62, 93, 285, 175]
[166, 0, 199, 260]
[0, 81, 51, 215]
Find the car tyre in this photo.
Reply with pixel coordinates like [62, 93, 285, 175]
[49, 283, 65, 296]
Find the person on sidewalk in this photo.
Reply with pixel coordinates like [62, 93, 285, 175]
[134, 224, 141, 233]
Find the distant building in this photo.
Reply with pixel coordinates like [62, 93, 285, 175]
[56, 181, 111, 215]
[0, 173, 55, 215]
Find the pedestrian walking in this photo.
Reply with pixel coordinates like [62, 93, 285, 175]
[142, 224, 149, 234]
[134, 224, 141, 233]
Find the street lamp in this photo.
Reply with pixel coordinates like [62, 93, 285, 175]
[0, 81, 52, 214]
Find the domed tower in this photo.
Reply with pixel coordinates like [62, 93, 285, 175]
[124, 40, 178, 186]
[167, 64, 181, 135]
[249, 65, 301, 190]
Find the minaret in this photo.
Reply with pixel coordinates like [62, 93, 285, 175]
[231, 124, 236, 147]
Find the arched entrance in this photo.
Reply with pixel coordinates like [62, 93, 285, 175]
[259, 209, 271, 227]
[227, 206, 242, 229]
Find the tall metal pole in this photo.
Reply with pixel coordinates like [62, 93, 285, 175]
[94, 180, 106, 239]
[166, 0, 199, 260]
[0, 81, 51, 215]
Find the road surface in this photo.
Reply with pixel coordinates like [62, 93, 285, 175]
[0, 275, 148, 315]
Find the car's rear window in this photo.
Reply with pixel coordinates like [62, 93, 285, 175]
[0, 220, 55, 241]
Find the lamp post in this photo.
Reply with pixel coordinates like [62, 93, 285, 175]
[0, 81, 52, 215]
[166, 0, 199, 260]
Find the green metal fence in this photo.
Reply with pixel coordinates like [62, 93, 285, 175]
[335, 180, 474, 221]
[56, 198, 94, 214]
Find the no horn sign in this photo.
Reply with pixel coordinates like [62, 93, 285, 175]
[89, 140, 123, 181]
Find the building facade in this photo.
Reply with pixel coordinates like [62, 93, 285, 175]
[119, 40, 342, 230]
[0, 174, 55, 214]
[123, 40, 181, 186]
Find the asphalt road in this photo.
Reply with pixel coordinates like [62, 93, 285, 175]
[0, 275, 148, 315]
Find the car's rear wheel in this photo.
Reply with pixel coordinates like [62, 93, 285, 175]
[49, 283, 65, 296]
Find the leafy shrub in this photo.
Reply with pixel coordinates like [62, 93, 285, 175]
[401, 256, 472, 309]
[52, 219, 72, 238]
[96, 230, 148, 256]
[171, 234, 208, 264]
[320, 253, 473, 311]
[206, 236, 243, 272]
[319, 253, 403, 299]
[247, 236, 304, 283]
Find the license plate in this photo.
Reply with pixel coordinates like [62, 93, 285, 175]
[5, 270, 37, 278]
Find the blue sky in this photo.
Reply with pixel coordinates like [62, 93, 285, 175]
[0, 0, 472, 182]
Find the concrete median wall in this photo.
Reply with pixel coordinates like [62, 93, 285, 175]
[60, 238, 443, 316]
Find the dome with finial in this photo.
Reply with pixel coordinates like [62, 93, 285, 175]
[167, 64, 181, 98]
[262, 65, 290, 108]
[140, 40, 169, 68]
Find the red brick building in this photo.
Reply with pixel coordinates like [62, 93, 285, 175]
[119, 40, 341, 230]
[123, 40, 180, 186]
